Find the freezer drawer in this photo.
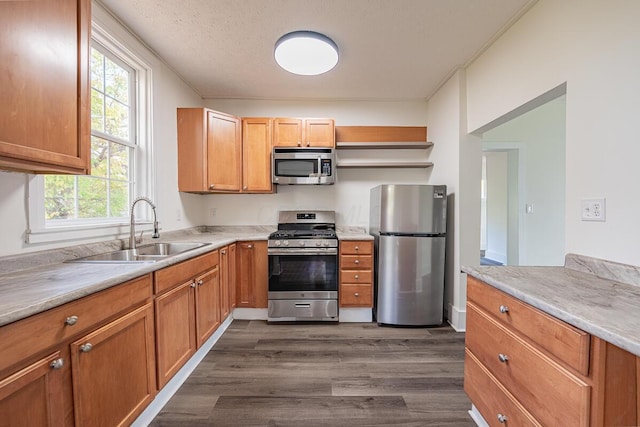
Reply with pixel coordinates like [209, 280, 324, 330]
[375, 234, 445, 326]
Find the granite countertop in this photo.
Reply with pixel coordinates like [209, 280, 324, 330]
[463, 254, 640, 357]
[0, 225, 371, 328]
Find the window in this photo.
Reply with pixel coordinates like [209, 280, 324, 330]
[27, 23, 153, 244]
[44, 44, 135, 224]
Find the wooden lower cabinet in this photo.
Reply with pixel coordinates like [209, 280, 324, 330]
[339, 240, 373, 308]
[0, 351, 69, 427]
[465, 277, 639, 427]
[71, 304, 156, 427]
[195, 266, 221, 347]
[220, 244, 237, 320]
[236, 241, 268, 308]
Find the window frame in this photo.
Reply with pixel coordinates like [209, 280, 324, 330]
[26, 21, 155, 244]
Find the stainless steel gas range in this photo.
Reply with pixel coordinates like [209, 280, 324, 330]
[267, 210, 339, 321]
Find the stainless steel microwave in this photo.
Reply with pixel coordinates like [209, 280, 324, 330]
[272, 147, 336, 185]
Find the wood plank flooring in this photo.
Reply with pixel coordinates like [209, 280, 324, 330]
[150, 320, 473, 426]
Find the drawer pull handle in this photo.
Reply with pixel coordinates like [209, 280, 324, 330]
[499, 305, 509, 314]
[354, 275, 359, 279]
[80, 343, 93, 353]
[295, 304, 311, 308]
[50, 358, 64, 370]
[354, 260, 360, 264]
[497, 414, 508, 423]
[65, 315, 79, 326]
[354, 292, 359, 297]
[498, 353, 509, 363]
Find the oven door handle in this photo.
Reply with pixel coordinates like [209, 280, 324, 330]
[268, 248, 338, 256]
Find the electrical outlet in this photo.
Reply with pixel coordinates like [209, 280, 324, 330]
[581, 198, 606, 221]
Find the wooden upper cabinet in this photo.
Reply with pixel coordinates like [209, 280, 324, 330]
[177, 108, 241, 193]
[273, 118, 335, 148]
[0, 0, 91, 174]
[242, 118, 273, 193]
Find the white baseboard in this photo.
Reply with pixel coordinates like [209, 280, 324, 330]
[339, 307, 373, 322]
[447, 304, 466, 332]
[232, 307, 268, 320]
[468, 404, 490, 427]
[131, 315, 233, 427]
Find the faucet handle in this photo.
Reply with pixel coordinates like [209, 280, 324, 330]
[135, 229, 144, 244]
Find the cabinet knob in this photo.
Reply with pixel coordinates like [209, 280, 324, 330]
[499, 305, 509, 314]
[243, 186, 248, 190]
[191, 282, 197, 288]
[197, 279, 204, 286]
[354, 292, 359, 297]
[497, 414, 508, 423]
[306, 142, 310, 147]
[354, 259, 360, 264]
[354, 246, 359, 251]
[65, 315, 79, 326]
[50, 358, 64, 370]
[221, 250, 226, 255]
[248, 244, 253, 249]
[498, 353, 509, 363]
[80, 343, 93, 353]
[354, 275, 359, 279]
[209, 184, 215, 190]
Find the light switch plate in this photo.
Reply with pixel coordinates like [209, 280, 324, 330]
[581, 198, 606, 221]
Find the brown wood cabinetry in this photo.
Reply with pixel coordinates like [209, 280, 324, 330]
[70, 304, 156, 426]
[236, 241, 268, 308]
[465, 276, 639, 427]
[177, 108, 242, 193]
[273, 118, 335, 148]
[0, 0, 91, 174]
[220, 244, 237, 320]
[0, 274, 153, 427]
[339, 241, 373, 307]
[242, 118, 274, 193]
[154, 250, 220, 387]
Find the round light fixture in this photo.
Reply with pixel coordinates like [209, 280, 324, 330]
[274, 31, 339, 76]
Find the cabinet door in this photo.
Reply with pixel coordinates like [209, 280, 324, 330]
[195, 267, 221, 347]
[0, 0, 90, 174]
[70, 304, 156, 427]
[220, 247, 231, 320]
[0, 352, 68, 427]
[242, 118, 273, 193]
[236, 241, 268, 308]
[207, 111, 242, 192]
[155, 281, 196, 388]
[305, 119, 335, 147]
[228, 243, 237, 310]
[273, 118, 303, 147]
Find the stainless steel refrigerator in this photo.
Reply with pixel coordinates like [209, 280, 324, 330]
[370, 184, 447, 326]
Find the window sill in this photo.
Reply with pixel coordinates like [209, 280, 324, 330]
[27, 222, 155, 245]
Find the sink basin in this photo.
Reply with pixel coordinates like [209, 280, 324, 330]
[68, 242, 211, 263]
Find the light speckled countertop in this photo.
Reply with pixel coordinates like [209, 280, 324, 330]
[463, 253, 640, 357]
[0, 226, 371, 327]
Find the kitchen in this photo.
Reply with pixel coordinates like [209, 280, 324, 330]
[1, 0, 640, 426]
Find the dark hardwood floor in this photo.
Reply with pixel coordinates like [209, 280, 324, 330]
[150, 320, 473, 426]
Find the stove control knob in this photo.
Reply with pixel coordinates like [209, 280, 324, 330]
[284, 240, 289, 246]
[316, 241, 322, 247]
[323, 241, 330, 247]
[275, 241, 281, 246]
[300, 241, 306, 247]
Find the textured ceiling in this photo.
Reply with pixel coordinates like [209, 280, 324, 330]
[98, 0, 536, 101]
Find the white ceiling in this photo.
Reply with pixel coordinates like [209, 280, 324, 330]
[98, 0, 536, 101]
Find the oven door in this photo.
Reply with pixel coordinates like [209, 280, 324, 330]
[268, 248, 338, 299]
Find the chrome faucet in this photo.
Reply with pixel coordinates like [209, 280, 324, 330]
[129, 196, 160, 249]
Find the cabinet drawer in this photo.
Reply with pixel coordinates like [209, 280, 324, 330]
[340, 255, 372, 270]
[340, 284, 373, 307]
[466, 303, 590, 427]
[340, 270, 372, 284]
[467, 276, 590, 375]
[340, 241, 372, 255]
[464, 349, 542, 427]
[154, 250, 219, 294]
[0, 274, 152, 375]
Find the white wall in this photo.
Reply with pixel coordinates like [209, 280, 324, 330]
[483, 97, 566, 266]
[201, 99, 430, 228]
[0, 2, 204, 257]
[484, 151, 508, 264]
[467, 0, 640, 265]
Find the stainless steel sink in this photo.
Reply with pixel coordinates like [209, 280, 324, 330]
[67, 242, 211, 263]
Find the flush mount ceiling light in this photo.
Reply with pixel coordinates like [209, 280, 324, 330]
[274, 31, 339, 76]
